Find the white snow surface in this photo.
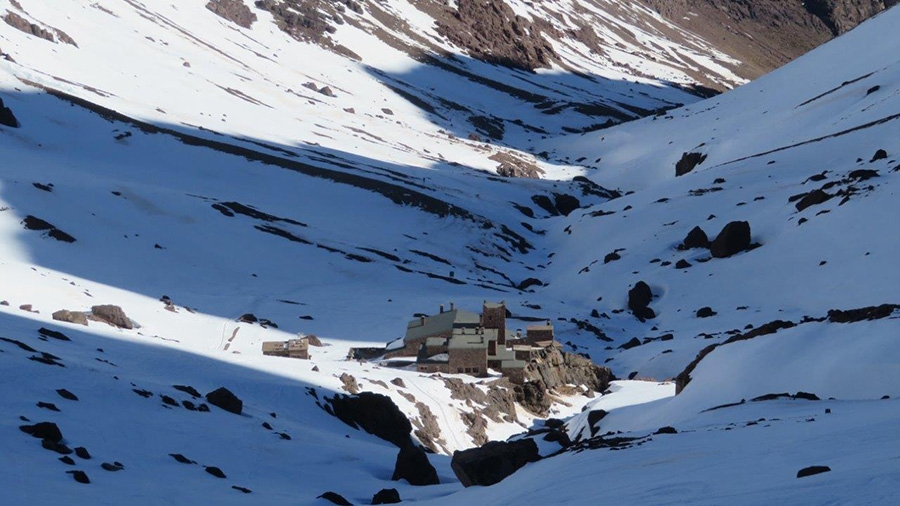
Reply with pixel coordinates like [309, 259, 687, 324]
[0, 0, 899, 504]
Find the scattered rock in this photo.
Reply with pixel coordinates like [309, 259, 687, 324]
[232, 486, 252, 493]
[52, 310, 88, 326]
[340, 373, 360, 394]
[675, 259, 692, 269]
[317, 491, 352, 506]
[553, 193, 581, 216]
[173, 385, 202, 398]
[390, 378, 406, 388]
[619, 337, 642, 350]
[827, 304, 899, 323]
[795, 189, 832, 212]
[36, 401, 59, 412]
[451, 439, 540, 487]
[307, 334, 324, 347]
[372, 488, 401, 504]
[392, 444, 439, 486]
[696, 307, 717, 318]
[39, 327, 70, 341]
[56, 389, 78, 401]
[604, 252, 621, 264]
[90, 305, 133, 329]
[205, 0, 257, 28]
[66, 470, 90, 484]
[237, 313, 258, 323]
[19, 421, 62, 442]
[74, 447, 91, 460]
[675, 152, 707, 176]
[169, 453, 196, 464]
[681, 226, 710, 249]
[797, 465, 831, 478]
[870, 149, 888, 162]
[710, 221, 751, 258]
[205, 466, 226, 478]
[517, 278, 544, 291]
[205, 387, 243, 415]
[101, 462, 124, 472]
[655, 426, 678, 434]
[59, 456, 75, 465]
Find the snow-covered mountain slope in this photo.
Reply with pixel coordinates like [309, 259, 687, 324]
[1, 0, 900, 504]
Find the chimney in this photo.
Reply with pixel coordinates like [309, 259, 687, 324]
[450, 302, 455, 311]
[420, 316, 426, 326]
[440, 304, 444, 314]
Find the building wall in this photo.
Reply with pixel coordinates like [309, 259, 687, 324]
[526, 328, 554, 346]
[482, 303, 506, 345]
[502, 367, 526, 385]
[449, 348, 488, 377]
[417, 363, 449, 374]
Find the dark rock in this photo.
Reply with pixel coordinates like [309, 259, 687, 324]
[627, 281, 655, 320]
[870, 149, 888, 162]
[517, 278, 544, 291]
[392, 444, 439, 486]
[74, 447, 91, 460]
[59, 456, 75, 465]
[205, 387, 243, 415]
[587, 409, 607, 433]
[22, 215, 54, 231]
[38, 327, 70, 341]
[101, 462, 124, 472]
[655, 426, 678, 435]
[604, 252, 621, 264]
[848, 169, 879, 181]
[795, 190, 832, 212]
[36, 402, 60, 412]
[696, 307, 717, 318]
[553, 193, 581, 216]
[198, 403, 210, 412]
[797, 465, 831, 478]
[372, 488, 401, 504]
[237, 313, 257, 323]
[710, 221, 751, 258]
[205, 466, 226, 478]
[675, 152, 707, 176]
[0, 96, 19, 128]
[66, 470, 90, 484]
[173, 385, 202, 398]
[19, 421, 62, 442]
[827, 304, 900, 323]
[52, 310, 88, 326]
[42, 439, 72, 454]
[56, 389, 78, 401]
[681, 226, 710, 249]
[619, 337, 642, 350]
[451, 439, 540, 487]
[90, 305, 133, 329]
[160, 395, 179, 407]
[326, 392, 412, 448]
[675, 259, 692, 269]
[317, 491, 352, 506]
[232, 486, 252, 494]
[169, 453, 196, 464]
[794, 392, 821, 401]
[262, 422, 272, 430]
[48, 228, 76, 243]
[182, 400, 197, 410]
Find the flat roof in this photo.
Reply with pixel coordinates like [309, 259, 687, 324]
[405, 309, 480, 342]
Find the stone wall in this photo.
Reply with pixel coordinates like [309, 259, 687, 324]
[449, 348, 488, 377]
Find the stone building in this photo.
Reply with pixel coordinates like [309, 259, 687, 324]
[261, 336, 310, 359]
[405, 301, 551, 383]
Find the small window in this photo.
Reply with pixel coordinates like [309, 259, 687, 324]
[473, 368, 479, 373]
[457, 368, 464, 373]
[465, 368, 471, 373]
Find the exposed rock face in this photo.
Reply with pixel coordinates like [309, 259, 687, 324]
[4, 12, 54, 42]
[325, 392, 412, 448]
[451, 439, 540, 487]
[90, 305, 133, 329]
[391, 444, 439, 486]
[442, 378, 518, 445]
[206, 0, 257, 28]
[804, 0, 897, 35]
[522, 346, 612, 394]
[205, 387, 243, 415]
[513, 380, 550, 415]
[710, 221, 752, 258]
[0, 97, 19, 128]
[52, 310, 88, 326]
[255, 0, 336, 44]
[435, 0, 558, 70]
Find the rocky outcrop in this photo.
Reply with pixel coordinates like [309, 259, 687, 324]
[391, 444, 439, 486]
[205, 0, 257, 28]
[804, 0, 897, 35]
[325, 392, 412, 448]
[451, 439, 540, 487]
[205, 387, 243, 415]
[4, 12, 55, 42]
[52, 310, 88, 326]
[442, 378, 518, 444]
[675, 152, 707, 176]
[522, 346, 612, 394]
[435, 0, 558, 70]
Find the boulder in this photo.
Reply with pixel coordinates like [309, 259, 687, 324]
[451, 439, 540, 487]
[66, 470, 90, 484]
[325, 392, 412, 448]
[870, 149, 888, 162]
[205, 387, 243, 415]
[797, 465, 831, 478]
[52, 310, 88, 326]
[795, 190, 832, 212]
[90, 305, 133, 329]
[205, 466, 226, 478]
[391, 444, 439, 486]
[372, 488, 401, 504]
[19, 422, 62, 443]
[628, 281, 655, 320]
[675, 152, 707, 176]
[696, 307, 717, 318]
[675, 259, 692, 269]
[710, 221, 751, 258]
[604, 251, 621, 264]
[681, 226, 710, 249]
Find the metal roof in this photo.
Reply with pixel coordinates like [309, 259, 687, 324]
[405, 309, 480, 342]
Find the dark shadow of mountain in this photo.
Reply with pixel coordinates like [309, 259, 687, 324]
[361, 52, 715, 158]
